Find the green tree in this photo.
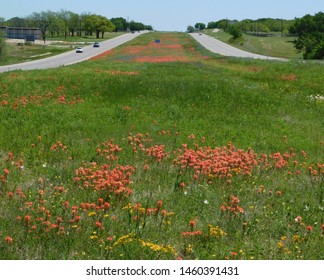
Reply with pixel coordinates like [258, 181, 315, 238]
[194, 22, 206, 31]
[48, 14, 64, 37]
[129, 21, 144, 32]
[28, 11, 54, 44]
[79, 13, 91, 36]
[58, 9, 71, 39]
[289, 12, 324, 59]
[68, 12, 80, 37]
[217, 19, 230, 31]
[187, 25, 195, 33]
[144, 25, 153, 31]
[98, 16, 115, 38]
[85, 15, 115, 38]
[6, 17, 26, 27]
[0, 32, 7, 62]
[228, 24, 243, 39]
[111, 17, 128, 32]
[207, 21, 218, 29]
[82, 13, 94, 36]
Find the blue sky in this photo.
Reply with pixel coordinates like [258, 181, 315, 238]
[1, 0, 323, 31]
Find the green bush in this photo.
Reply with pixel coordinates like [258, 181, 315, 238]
[228, 25, 243, 40]
[0, 32, 7, 62]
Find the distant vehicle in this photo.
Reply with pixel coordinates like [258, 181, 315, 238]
[76, 47, 83, 53]
[199, 33, 202, 35]
[93, 42, 100, 47]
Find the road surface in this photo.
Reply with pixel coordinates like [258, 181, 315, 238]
[190, 33, 287, 61]
[0, 32, 146, 73]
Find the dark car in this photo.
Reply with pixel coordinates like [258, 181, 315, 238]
[93, 42, 100, 47]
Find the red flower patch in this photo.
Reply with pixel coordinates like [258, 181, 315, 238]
[132, 56, 190, 63]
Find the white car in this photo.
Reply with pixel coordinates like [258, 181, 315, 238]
[76, 47, 83, 53]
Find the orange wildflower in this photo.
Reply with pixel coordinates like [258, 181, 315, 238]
[157, 200, 163, 209]
[189, 219, 197, 229]
[98, 198, 104, 206]
[95, 221, 104, 229]
[182, 230, 202, 237]
[24, 215, 31, 225]
[295, 216, 302, 223]
[306, 225, 314, 232]
[5, 236, 13, 244]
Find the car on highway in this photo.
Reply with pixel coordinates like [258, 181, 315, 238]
[93, 42, 100, 47]
[76, 47, 83, 53]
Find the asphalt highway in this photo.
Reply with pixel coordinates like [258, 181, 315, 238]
[190, 33, 287, 61]
[0, 32, 146, 73]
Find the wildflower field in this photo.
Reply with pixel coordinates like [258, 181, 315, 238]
[0, 32, 323, 260]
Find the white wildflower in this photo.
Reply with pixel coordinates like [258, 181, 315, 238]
[308, 94, 324, 103]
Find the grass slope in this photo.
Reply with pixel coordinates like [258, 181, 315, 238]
[205, 29, 302, 59]
[0, 32, 323, 260]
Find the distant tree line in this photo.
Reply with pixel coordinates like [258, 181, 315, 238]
[207, 18, 294, 34]
[0, 10, 153, 42]
[188, 18, 294, 35]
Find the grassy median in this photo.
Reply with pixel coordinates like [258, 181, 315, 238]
[0, 32, 323, 259]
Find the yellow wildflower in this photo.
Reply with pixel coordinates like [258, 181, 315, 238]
[112, 234, 134, 247]
[292, 235, 303, 243]
[277, 241, 284, 249]
[208, 224, 227, 238]
[139, 239, 175, 255]
[122, 203, 133, 210]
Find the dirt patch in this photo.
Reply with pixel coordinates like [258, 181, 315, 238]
[280, 74, 298, 81]
[246, 66, 265, 72]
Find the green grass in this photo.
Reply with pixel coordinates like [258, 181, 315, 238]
[205, 29, 302, 59]
[0, 32, 323, 260]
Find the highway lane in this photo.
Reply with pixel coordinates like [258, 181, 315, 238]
[190, 33, 287, 61]
[0, 32, 147, 73]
